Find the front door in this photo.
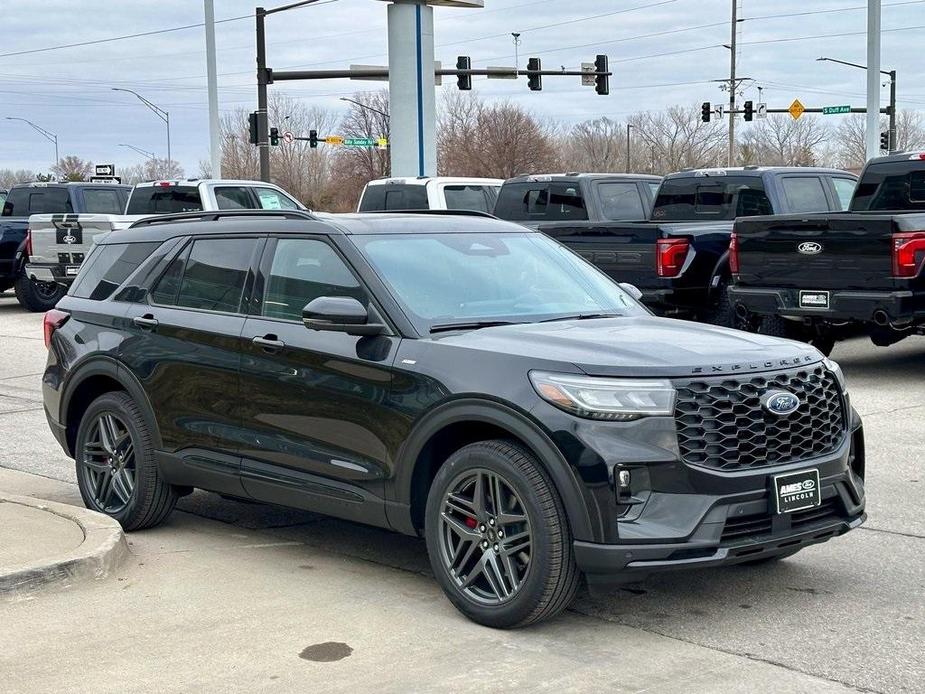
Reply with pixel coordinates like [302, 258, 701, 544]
[237, 236, 401, 526]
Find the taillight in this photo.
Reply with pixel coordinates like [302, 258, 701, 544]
[25, 229, 33, 257]
[892, 231, 925, 278]
[43, 309, 69, 349]
[729, 231, 740, 274]
[656, 238, 690, 278]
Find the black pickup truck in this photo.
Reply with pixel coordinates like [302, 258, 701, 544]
[729, 153, 925, 352]
[497, 168, 857, 326]
[0, 181, 129, 309]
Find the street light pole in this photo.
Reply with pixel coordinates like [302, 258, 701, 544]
[5, 117, 58, 167]
[625, 123, 633, 173]
[817, 56, 897, 152]
[866, 0, 882, 161]
[111, 88, 171, 166]
[118, 143, 156, 160]
[339, 97, 390, 120]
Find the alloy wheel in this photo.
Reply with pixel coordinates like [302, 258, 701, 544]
[438, 469, 533, 605]
[79, 412, 137, 514]
[35, 281, 62, 300]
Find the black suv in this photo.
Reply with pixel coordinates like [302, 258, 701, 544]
[42, 210, 866, 628]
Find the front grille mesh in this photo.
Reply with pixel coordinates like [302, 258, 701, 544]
[674, 365, 846, 471]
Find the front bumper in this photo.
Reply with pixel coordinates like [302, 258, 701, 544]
[729, 285, 924, 324]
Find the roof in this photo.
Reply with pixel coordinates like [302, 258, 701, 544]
[865, 151, 925, 164]
[9, 181, 130, 189]
[102, 210, 531, 245]
[504, 173, 662, 184]
[131, 179, 283, 188]
[664, 166, 855, 179]
[365, 176, 504, 186]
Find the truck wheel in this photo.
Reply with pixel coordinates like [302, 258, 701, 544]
[14, 274, 66, 312]
[74, 392, 178, 531]
[425, 440, 580, 628]
[707, 278, 741, 330]
[759, 317, 835, 355]
[757, 315, 791, 338]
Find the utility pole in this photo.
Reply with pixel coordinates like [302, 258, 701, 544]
[204, 0, 222, 178]
[887, 69, 897, 151]
[727, 0, 738, 167]
[866, 0, 881, 160]
[256, 6, 270, 182]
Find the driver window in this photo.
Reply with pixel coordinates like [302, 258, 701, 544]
[262, 238, 367, 321]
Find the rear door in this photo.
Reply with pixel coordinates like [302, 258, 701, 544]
[120, 235, 264, 493]
[237, 235, 399, 524]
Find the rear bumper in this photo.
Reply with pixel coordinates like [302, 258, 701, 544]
[729, 285, 924, 324]
[25, 263, 76, 286]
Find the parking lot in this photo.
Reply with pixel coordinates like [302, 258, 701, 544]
[1, 290, 923, 693]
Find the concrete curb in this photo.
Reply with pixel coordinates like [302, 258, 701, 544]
[0, 492, 129, 598]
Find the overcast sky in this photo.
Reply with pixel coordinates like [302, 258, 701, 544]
[1, 0, 923, 174]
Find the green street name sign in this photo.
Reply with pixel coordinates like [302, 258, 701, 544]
[822, 105, 851, 115]
[344, 137, 377, 147]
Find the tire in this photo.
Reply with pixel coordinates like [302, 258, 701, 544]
[758, 316, 835, 356]
[741, 548, 802, 566]
[706, 278, 742, 330]
[74, 391, 178, 531]
[757, 314, 791, 338]
[424, 440, 580, 628]
[14, 273, 66, 312]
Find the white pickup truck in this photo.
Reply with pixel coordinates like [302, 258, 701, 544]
[22, 179, 304, 311]
[357, 176, 502, 213]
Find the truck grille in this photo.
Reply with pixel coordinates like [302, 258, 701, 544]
[674, 365, 846, 471]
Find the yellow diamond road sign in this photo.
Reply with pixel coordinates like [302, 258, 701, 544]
[789, 99, 805, 120]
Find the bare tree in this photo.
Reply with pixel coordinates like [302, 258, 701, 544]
[561, 118, 627, 172]
[326, 91, 391, 211]
[829, 110, 925, 170]
[629, 105, 726, 173]
[737, 114, 829, 166]
[0, 169, 38, 189]
[438, 92, 560, 178]
[52, 156, 93, 181]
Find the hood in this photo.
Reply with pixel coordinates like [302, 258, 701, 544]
[429, 316, 821, 378]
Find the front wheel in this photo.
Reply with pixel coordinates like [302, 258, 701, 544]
[75, 392, 178, 531]
[424, 440, 580, 628]
[14, 273, 66, 312]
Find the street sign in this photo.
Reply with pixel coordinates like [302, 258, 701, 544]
[325, 136, 345, 145]
[350, 64, 389, 82]
[89, 176, 121, 184]
[283, 130, 294, 144]
[94, 164, 115, 177]
[486, 66, 518, 79]
[581, 62, 596, 87]
[377, 138, 389, 150]
[822, 105, 851, 115]
[757, 103, 768, 119]
[789, 99, 805, 120]
[714, 104, 724, 118]
[344, 137, 378, 147]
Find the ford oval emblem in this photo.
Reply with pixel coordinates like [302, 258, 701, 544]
[762, 390, 801, 416]
[798, 241, 822, 255]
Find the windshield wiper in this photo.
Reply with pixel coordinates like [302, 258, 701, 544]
[429, 320, 523, 334]
[539, 313, 622, 323]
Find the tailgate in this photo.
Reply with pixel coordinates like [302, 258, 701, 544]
[735, 214, 897, 290]
[27, 214, 129, 267]
[538, 221, 661, 287]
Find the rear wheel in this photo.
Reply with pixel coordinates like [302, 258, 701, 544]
[425, 440, 579, 628]
[14, 273, 66, 312]
[706, 277, 741, 329]
[758, 316, 835, 356]
[75, 392, 178, 530]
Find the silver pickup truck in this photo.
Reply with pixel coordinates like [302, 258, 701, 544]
[24, 179, 304, 311]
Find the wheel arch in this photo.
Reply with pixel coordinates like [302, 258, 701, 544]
[61, 357, 161, 457]
[390, 398, 595, 542]
[708, 249, 732, 298]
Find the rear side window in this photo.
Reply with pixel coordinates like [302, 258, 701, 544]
[255, 187, 300, 210]
[359, 185, 429, 211]
[161, 238, 258, 313]
[70, 242, 159, 301]
[597, 182, 646, 220]
[215, 186, 255, 210]
[653, 177, 772, 220]
[2, 186, 72, 216]
[832, 178, 856, 210]
[126, 187, 203, 214]
[494, 182, 588, 222]
[852, 162, 925, 211]
[781, 177, 830, 213]
[82, 188, 125, 214]
[443, 185, 491, 212]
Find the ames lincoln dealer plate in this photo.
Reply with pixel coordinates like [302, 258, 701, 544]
[773, 468, 822, 514]
[799, 290, 830, 309]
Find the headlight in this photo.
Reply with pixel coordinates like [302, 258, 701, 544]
[823, 357, 848, 394]
[530, 371, 676, 421]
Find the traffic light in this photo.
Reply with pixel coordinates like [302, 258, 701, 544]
[701, 102, 711, 123]
[743, 100, 754, 122]
[527, 57, 542, 92]
[269, 127, 280, 146]
[880, 131, 890, 151]
[456, 56, 472, 91]
[594, 54, 609, 96]
[248, 112, 259, 145]
[309, 129, 318, 149]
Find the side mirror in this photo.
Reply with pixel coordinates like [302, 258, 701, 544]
[303, 296, 385, 337]
[619, 282, 644, 301]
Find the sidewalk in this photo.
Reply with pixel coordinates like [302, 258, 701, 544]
[0, 467, 857, 694]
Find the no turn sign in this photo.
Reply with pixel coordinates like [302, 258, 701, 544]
[283, 130, 294, 144]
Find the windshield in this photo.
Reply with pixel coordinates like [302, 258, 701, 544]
[352, 231, 646, 333]
[652, 176, 772, 220]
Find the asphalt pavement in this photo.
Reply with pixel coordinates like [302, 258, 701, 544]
[0, 290, 923, 693]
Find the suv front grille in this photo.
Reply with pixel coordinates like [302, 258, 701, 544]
[674, 365, 846, 471]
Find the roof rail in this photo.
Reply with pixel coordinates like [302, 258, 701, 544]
[128, 209, 316, 228]
[361, 209, 498, 219]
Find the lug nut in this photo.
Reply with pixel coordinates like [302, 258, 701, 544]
[488, 518, 496, 526]
[481, 540, 489, 549]
[498, 530, 504, 538]
[493, 544, 499, 552]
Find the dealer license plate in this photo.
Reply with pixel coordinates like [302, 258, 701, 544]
[773, 468, 821, 514]
[799, 290, 829, 309]
[65, 266, 80, 276]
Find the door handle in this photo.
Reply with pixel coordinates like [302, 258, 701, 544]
[252, 335, 286, 352]
[133, 315, 158, 330]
